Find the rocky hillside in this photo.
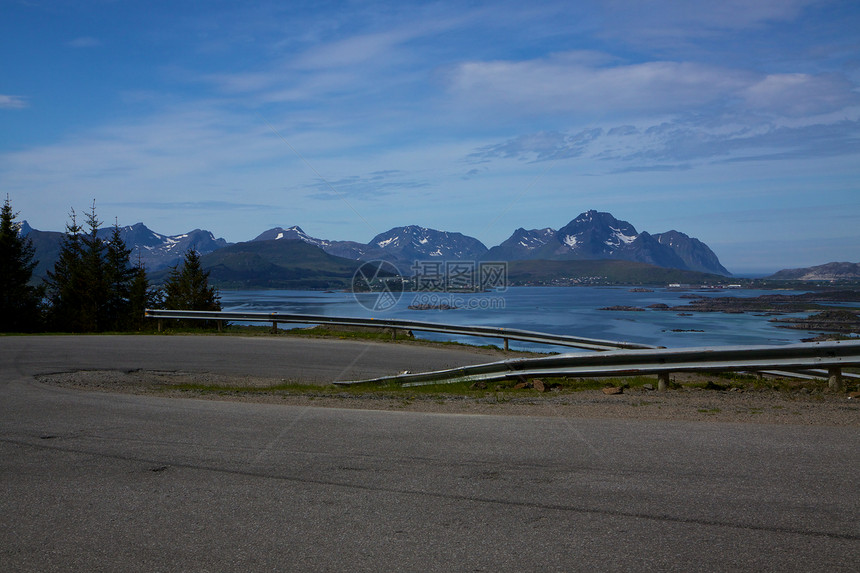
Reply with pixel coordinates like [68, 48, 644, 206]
[768, 262, 860, 280]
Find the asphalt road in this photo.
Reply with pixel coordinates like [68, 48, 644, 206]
[1, 335, 858, 572]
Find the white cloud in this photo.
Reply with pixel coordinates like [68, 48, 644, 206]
[743, 73, 859, 116]
[446, 55, 748, 115]
[0, 95, 28, 109]
[292, 29, 415, 70]
[445, 52, 858, 120]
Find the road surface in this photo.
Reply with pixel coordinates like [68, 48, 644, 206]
[1, 336, 857, 571]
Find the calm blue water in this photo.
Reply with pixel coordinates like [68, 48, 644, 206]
[219, 286, 821, 352]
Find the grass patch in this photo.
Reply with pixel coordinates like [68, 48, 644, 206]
[154, 373, 679, 401]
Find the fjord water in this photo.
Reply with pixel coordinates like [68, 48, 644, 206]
[220, 287, 817, 352]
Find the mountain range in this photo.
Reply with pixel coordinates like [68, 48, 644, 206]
[21, 221, 228, 275]
[253, 225, 492, 271]
[22, 210, 732, 282]
[484, 211, 730, 275]
[250, 210, 731, 275]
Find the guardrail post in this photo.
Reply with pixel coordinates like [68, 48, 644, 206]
[392, 328, 397, 340]
[504, 338, 509, 351]
[271, 321, 277, 334]
[658, 372, 670, 391]
[158, 319, 163, 333]
[828, 366, 843, 392]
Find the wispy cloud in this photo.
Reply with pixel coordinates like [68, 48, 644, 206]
[304, 170, 430, 200]
[594, 0, 821, 52]
[743, 73, 860, 116]
[465, 114, 860, 168]
[601, 0, 817, 33]
[616, 118, 860, 164]
[0, 95, 28, 109]
[104, 200, 277, 212]
[292, 29, 416, 70]
[445, 52, 858, 119]
[67, 36, 101, 48]
[467, 129, 603, 163]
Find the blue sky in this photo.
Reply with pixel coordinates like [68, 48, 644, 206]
[2, 0, 859, 274]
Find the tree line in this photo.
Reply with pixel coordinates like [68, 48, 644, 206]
[0, 196, 220, 333]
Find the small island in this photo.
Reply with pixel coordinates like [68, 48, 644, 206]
[408, 303, 458, 310]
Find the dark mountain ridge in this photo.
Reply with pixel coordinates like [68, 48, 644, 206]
[191, 239, 365, 290]
[23, 210, 731, 283]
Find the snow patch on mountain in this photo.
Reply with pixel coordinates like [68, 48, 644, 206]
[610, 227, 637, 244]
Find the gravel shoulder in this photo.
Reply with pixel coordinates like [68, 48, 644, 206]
[37, 369, 860, 426]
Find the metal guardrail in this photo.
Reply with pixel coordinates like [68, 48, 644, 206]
[334, 340, 860, 390]
[145, 309, 859, 391]
[144, 309, 657, 351]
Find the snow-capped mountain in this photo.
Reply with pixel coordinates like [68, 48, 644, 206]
[540, 210, 644, 259]
[362, 226, 489, 267]
[253, 226, 328, 247]
[484, 227, 556, 260]
[254, 224, 489, 269]
[109, 223, 229, 270]
[252, 226, 368, 260]
[486, 211, 730, 275]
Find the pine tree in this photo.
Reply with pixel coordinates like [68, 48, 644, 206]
[128, 252, 161, 331]
[45, 203, 139, 332]
[0, 195, 43, 332]
[45, 210, 86, 331]
[104, 221, 137, 330]
[163, 249, 220, 310]
[77, 203, 109, 332]
[162, 248, 220, 328]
